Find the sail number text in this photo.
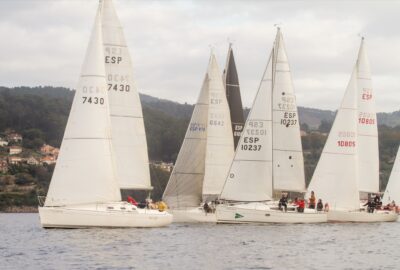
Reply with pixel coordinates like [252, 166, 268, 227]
[241, 137, 262, 151]
[359, 112, 375, 125]
[361, 88, 373, 100]
[82, 96, 104, 105]
[108, 84, 130, 92]
[280, 112, 297, 126]
[337, 140, 356, 147]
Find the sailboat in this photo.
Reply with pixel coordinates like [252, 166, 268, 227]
[216, 28, 327, 224]
[223, 45, 245, 149]
[101, 0, 152, 196]
[38, 3, 172, 228]
[383, 147, 400, 208]
[162, 52, 234, 223]
[306, 37, 397, 222]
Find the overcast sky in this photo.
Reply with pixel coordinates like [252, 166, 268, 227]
[1, 0, 400, 112]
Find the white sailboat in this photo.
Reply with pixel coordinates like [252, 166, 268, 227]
[383, 146, 400, 207]
[216, 28, 327, 224]
[306, 37, 397, 222]
[162, 52, 234, 223]
[101, 0, 152, 193]
[38, 3, 172, 228]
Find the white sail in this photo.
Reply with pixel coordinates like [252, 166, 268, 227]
[101, 0, 151, 190]
[356, 39, 379, 194]
[220, 51, 274, 202]
[45, 7, 121, 207]
[163, 75, 209, 208]
[202, 54, 235, 200]
[383, 146, 400, 204]
[272, 29, 305, 192]
[307, 68, 359, 211]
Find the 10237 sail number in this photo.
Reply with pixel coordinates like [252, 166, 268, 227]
[108, 84, 130, 92]
[241, 137, 262, 151]
[82, 96, 104, 105]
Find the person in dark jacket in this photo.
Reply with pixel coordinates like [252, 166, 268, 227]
[278, 194, 288, 212]
[316, 199, 323, 211]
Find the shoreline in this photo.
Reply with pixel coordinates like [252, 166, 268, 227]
[0, 206, 38, 213]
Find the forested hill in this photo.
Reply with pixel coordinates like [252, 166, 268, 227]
[1, 86, 400, 149]
[1, 86, 400, 210]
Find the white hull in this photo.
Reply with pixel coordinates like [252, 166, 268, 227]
[169, 208, 216, 223]
[327, 210, 398, 222]
[216, 203, 327, 224]
[39, 202, 172, 228]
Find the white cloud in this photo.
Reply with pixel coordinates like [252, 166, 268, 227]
[0, 0, 399, 112]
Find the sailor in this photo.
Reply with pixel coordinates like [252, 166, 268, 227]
[297, 199, 305, 213]
[363, 199, 374, 213]
[324, 203, 329, 212]
[309, 191, 316, 209]
[373, 194, 382, 209]
[316, 199, 324, 211]
[278, 193, 288, 212]
[203, 202, 211, 214]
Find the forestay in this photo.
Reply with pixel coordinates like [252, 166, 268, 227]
[307, 69, 360, 211]
[163, 75, 209, 209]
[45, 7, 121, 207]
[272, 29, 305, 192]
[356, 39, 379, 194]
[202, 54, 235, 200]
[101, 0, 151, 190]
[220, 51, 274, 202]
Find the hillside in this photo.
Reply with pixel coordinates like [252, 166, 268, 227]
[0, 86, 399, 211]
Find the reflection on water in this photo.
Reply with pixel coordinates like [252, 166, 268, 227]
[0, 214, 399, 270]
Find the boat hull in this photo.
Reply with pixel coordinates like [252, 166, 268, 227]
[328, 210, 398, 222]
[216, 203, 327, 224]
[39, 202, 173, 228]
[169, 208, 216, 223]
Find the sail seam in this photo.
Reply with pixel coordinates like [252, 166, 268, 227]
[103, 43, 127, 48]
[110, 114, 143, 119]
[81, 75, 105, 78]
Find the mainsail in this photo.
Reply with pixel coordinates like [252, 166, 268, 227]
[271, 29, 305, 192]
[307, 42, 371, 211]
[220, 51, 274, 202]
[220, 28, 305, 201]
[163, 75, 209, 208]
[356, 39, 379, 194]
[163, 53, 234, 207]
[202, 54, 235, 200]
[101, 0, 151, 190]
[223, 45, 245, 149]
[45, 6, 121, 207]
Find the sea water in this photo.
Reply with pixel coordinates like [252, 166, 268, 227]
[0, 213, 399, 270]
